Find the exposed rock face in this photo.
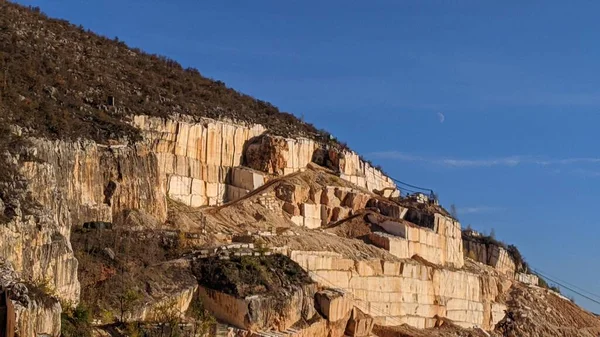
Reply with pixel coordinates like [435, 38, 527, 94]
[16, 298, 61, 337]
[0, 138, 167, 305]
[368, 213, 464, 268]
[126, 284, 197, 323]
[2, 4, 599, 337]
[198, 284, 317, 332]
[0, 212, 80, 305]
[0, 116, 395, 334]
[245, 135, 290, 175]
[515, 272, 539, 285]
[193, 255, 317, 332]
[345, 307, 374, 337]
[311, 147, 346, 174]
[463, 238, 516, 277]
[2, 114, 597, 337]
[289, 250, 508, 330]
[133, 115, 396, 207]
[0, 258, 61, 337]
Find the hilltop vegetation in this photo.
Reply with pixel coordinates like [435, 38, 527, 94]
[0, 2, 336, 144]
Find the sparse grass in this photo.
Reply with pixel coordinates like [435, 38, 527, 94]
[0, 2, 345, 149]
[187, 295, 216, 337]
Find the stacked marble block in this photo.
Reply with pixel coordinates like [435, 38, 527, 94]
[167, 166, 267, 207]
[289, 250, 507, 330]
[132, 115, 398, 207]
[283, 187, 371, 229]
[462, 238, 517, 277]
[368, 214, 464, 269]
[226, 166, 268, 201]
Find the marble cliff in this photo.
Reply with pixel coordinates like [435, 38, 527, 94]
[1, 113, 577, 337]
[2, 3, 600, 337]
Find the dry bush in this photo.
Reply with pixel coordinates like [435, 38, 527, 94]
[0, 2, 341, 148]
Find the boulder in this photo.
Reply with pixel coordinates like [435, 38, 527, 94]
[314, 289, 353, 322]
[320, 187, 341, 207]
[282, 202, 300, 216]
[276, 184, 309, 204]
[230, 166, 266, 191]
[331, 207, 350, 222]
[345, 307, 374, 337]
[344, 192, 370, 211]
[244, 135, 288, 175]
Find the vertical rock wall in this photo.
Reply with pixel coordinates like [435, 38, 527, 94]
[369, 214, 464, 268]
[288, 251, 508, 330]
[0, 138, 167, 304]
[15, 298, 62, 337]
[133, 115, 396, 207]
[463, 239, 516, 277]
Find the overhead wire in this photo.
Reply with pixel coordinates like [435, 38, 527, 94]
[530, 267, 600, 306]
[389, 177, 432, 192]
[531, 267, 600, 301]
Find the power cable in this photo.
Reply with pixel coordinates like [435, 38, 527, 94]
[531, 267, 600, 301]
[531, 268, 600, 306]
[390, 177, 433, 193]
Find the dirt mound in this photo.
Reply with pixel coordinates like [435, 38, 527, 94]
[374, 318, 493, 337]
[324, 213, 375, 239]
[494, 284, 600, 337]
[260, 228, 401, 262]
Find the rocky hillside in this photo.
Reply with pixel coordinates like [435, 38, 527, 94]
[1, 2, 599, 337]
[0, 1, 344, 145]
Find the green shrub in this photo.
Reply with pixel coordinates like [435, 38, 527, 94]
[61, 304, 92, 337]
[187, 295, 216, 337]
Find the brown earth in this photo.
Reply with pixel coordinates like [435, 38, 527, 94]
[494, 284, 600, 337]
[374, 318, 495, 337]
[0, 2, 343, 148]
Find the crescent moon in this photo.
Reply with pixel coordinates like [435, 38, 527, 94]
[437, 112, 445, 123]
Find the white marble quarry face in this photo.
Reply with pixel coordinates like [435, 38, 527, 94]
[133, 115, 396, 207]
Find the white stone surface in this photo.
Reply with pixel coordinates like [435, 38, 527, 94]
[516, 272, 539, 285]
[133, 115, 396, 207]
[368, 214, 463, 268]
[288, 250, 506, 331]
[231, 166, 266, 191]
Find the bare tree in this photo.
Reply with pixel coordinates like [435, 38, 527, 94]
[188, 295, 215, 337]
[450, 204, 458, 220]
[151, 298, 183, 337]
[118, 288, 141, 323]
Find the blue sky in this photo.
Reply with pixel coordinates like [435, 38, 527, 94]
[15, 1, 600, 311]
